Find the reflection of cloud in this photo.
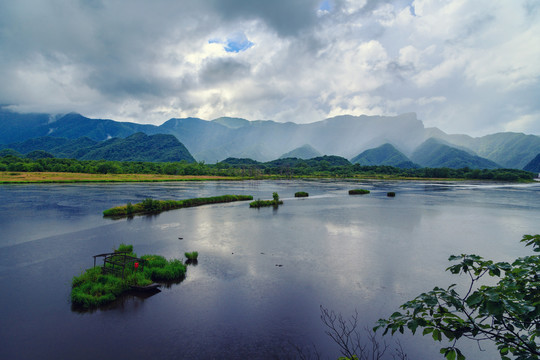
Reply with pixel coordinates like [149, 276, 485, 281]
[324, 222, 365, 238]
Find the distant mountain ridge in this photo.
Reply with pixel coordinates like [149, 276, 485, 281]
[351, 143, 419, 169]
[523, 153, 540, 173]
[411, 138, 500, 169]
[279, 144, 321, 159]
[1, 108, 539, 169]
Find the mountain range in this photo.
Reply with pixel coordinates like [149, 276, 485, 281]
[1, 108, 539, 170]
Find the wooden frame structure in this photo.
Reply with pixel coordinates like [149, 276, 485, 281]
[93, 251, 145, 279]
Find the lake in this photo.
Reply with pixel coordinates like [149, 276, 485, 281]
[0, 179, 539, 359]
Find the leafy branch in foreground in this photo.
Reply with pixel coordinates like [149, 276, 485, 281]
[375, 234, 540, 360]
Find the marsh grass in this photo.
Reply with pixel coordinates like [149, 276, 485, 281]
[103, 194, 253, 217]
[184, 251, 199, 261]
[348, 189, 370, 195]
[71, 245, 187, 309]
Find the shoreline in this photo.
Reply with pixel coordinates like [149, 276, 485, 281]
[0, 171, 535, 184]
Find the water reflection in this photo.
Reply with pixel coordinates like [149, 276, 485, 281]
[71, 289, 162, 314]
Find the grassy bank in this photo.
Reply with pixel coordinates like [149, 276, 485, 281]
[1, 171, 535, 184]
[71, 244, 189, 309]
[0, 171, 239, 183]
[103, 194, 254, 217]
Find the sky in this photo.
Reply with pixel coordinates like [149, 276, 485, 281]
[1, 0, 539, 137]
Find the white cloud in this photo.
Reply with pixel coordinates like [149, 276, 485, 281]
[0, 0, 538, 135]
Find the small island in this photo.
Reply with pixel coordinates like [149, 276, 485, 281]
[103, 194, 253, 217]
[349, 189, 370, 195]
[249, 192, 283, 208]
[71, 244, 193, 309]
[294, 191, 309, 197]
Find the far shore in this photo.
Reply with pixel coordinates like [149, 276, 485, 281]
[1, 171, 533, 184]
[0, 171, 239, 183]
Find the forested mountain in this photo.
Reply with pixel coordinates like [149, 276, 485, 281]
[411, 138, 500, 169]
[279, 144, 321, 159]
[427, 131, 540, 169]
[79, 133, 194, 162]
[1, 133, 195, 163]
[0, 109, 158, 143]
[523, 154, 540, 173]
[350, 143, 419, 169]
[2, 108, 539, 168]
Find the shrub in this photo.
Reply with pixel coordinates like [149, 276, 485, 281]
[295, 191, 309, 197]
[387, 192, 395, 197]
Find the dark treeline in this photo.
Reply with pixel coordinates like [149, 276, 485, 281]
[0, 153, 535, 181]
[217, 156, 535, 181]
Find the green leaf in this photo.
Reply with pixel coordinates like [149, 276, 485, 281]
[465, 292, 483, 306]
[446, 349, 456, 360]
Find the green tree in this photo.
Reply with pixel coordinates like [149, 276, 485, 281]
[375, 235, 540, 360]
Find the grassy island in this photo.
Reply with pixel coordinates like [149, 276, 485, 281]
[71, 244, 191, 309]
[103, 194, 253, 217]
[294, 191, 309, 197]
[349, 189, 370, 195]
[249, 192, 283, 208]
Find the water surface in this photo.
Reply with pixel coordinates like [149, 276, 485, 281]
[0, 180, 539, 359]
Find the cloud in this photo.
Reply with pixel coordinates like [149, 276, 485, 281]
[0, 0, 538, 136]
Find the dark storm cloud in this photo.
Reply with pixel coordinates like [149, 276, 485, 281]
[199, 58, 251, 85]
[208, 0, 321, 36]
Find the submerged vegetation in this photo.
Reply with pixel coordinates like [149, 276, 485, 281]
[249, 192, 283, 208]
[349, 189, 370, 195]
[71, 244, 192, 309]
[103, 194, 253, 217]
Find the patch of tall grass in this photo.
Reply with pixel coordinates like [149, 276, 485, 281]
[140, 255, 187, 282]
[184, 251, 198, 261]
[103, 194, 253, 217]
[249, 192, 283, 208]
[348, 189, 370, 195]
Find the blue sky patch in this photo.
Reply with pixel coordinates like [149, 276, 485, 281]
[318, 0, 332, 12]
[209, 31, 254, 53]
